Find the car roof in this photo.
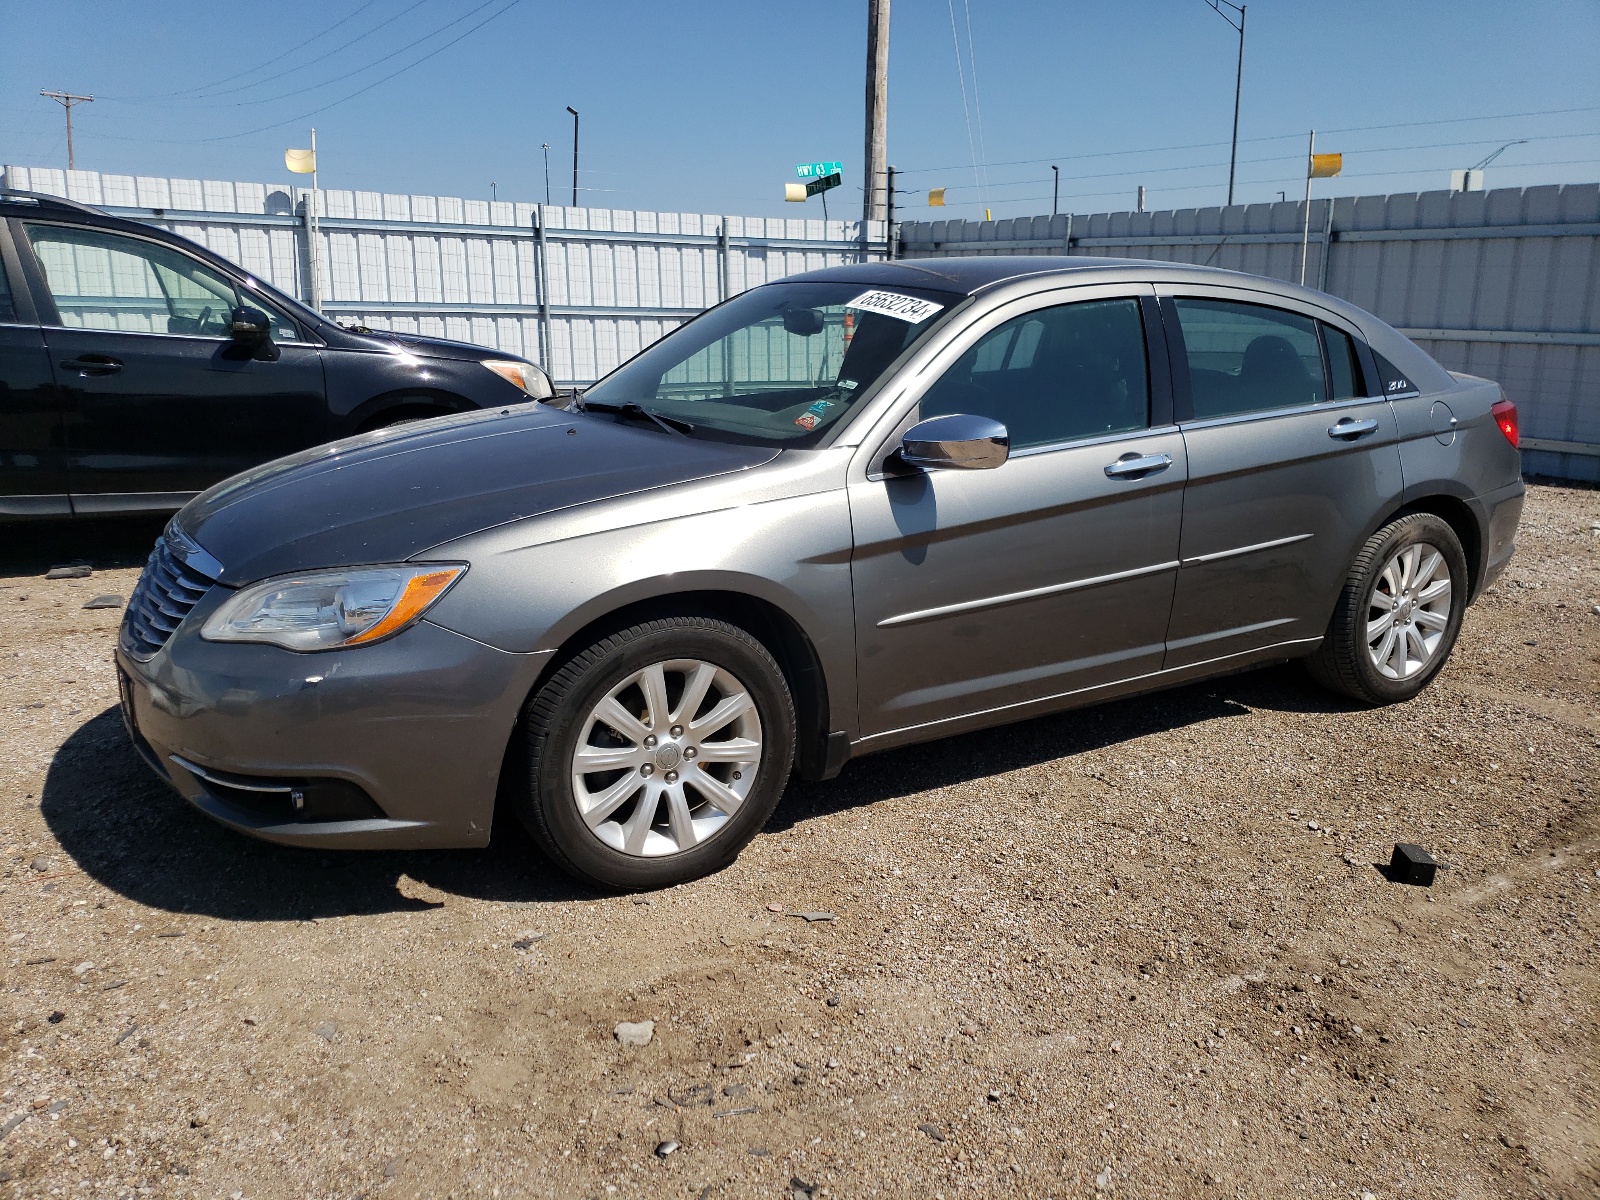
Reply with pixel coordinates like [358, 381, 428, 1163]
[0, 189, 106, 217]
[780, 254, 1339, 305]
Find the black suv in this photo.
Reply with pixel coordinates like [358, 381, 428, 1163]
[0, 190, 553, 517]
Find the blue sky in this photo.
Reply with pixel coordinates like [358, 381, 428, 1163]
[2, 0, 1596, 220]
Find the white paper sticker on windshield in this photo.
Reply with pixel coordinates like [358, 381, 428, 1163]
[845, 290, 945, 324]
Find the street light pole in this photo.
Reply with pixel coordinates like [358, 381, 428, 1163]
[1204, 1, 1246, 207]
[541, 143, 551, 207]
[565, 106, 579, 208]
[40, 91, 93, 172]
[1051, 165, 1059, 217]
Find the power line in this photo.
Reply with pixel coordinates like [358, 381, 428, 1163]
[896, 104, 1600, 176]
[198, 0, 501, 110]
[169, 0, 435, 103]
[191, 0, 522, 142]
[105, 0, 387, 100]
[929, 130, 1599, 194]
[945, 0, 981, 206]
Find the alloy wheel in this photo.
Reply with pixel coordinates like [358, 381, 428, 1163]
[1366, 542, 1453, 680]
[570, 659, 763, 857]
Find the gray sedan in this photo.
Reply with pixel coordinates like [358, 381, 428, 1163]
[116, 257, 1524, 890]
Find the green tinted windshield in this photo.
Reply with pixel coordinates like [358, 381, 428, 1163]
[580, 280, 964, 445]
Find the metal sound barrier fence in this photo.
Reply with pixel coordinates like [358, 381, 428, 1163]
[2, 166, 1595, 481]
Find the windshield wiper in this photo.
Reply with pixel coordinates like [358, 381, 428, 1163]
[578, 399, 694, 436]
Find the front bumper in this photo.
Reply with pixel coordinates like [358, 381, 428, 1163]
[117, 606, 552, 849]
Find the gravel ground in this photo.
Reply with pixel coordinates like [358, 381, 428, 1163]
[1, 483, 1596, 1200]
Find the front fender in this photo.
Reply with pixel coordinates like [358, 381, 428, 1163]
[424, 485, 860, 736]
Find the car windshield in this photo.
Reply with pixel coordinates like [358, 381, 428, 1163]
[578, 280, 965, 445]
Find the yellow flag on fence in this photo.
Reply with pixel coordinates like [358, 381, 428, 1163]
[1309, 152, 1342, 179]
[928, 187, 945, 207]
[285, 148, 316, 174]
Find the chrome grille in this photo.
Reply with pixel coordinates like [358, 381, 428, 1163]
[120, 537, 218, 661]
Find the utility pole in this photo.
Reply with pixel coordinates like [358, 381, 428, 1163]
[566, 106, 579, 208]
[541, 143, 551, 206]
[1051, 165, 1059, 217]
[863, 0, 890, 224]
[1204, 1, 1246, 206]
[40, 91, 93, 171]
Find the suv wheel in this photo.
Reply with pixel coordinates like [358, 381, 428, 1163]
[1307, 513, 1468, 705]
[519, 617, 795, 890]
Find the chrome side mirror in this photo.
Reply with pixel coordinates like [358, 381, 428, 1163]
[900, 413, 1009, 471]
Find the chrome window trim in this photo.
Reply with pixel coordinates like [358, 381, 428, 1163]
[1007, 422, 1181, 461]
[33, 323, 318, 349]
[1178, 392, 1387, 433]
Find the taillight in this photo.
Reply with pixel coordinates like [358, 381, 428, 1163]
[1491, 398, 1519, 448]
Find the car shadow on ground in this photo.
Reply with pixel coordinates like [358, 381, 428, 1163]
[40, 663, 1360, 921]
[1, 515, 170, 576]
[773, 661, 1364, 830]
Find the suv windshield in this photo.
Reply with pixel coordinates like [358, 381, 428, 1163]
[579, 280, 964, 445]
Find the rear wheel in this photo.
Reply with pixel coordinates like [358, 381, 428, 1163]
[1307, 513, 1468, 705]
[519, 617, 795, 890]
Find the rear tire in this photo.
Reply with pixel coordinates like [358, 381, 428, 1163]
[519, 617, 795, 891]
[1307, 513, 1468, 705]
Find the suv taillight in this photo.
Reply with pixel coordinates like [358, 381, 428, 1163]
[1491, 398, 1519, 449]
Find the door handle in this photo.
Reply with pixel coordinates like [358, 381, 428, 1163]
[1328, 417, 1378, 439]
[60, 356, 123, 376]
[1104, 452, 1173, 478]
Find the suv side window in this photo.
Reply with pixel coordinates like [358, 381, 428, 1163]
[920, 297, 1149, 449]
[22, 223, 297, 341]
[0, 253, 14, 323]
[1173, 298, 1329, 418]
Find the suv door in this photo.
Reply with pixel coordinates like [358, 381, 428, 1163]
[1160, 288, 1403, 669]
[849, 286, 1186, 743]
[0, 221, 70, 514]
[17, 220, 328, 510]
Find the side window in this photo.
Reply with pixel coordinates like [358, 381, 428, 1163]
[1321, 324, 1362, 400]
[1173, 298, 1329, 419]
[22, 223, 296, 341]
[920, 297, 1149, 449]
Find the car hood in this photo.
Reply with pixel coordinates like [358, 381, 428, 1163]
[176, 405, 778, 586]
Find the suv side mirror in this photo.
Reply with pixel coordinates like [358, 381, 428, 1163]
[899, 413, 1009, 471]
[229, 306, 272, 345]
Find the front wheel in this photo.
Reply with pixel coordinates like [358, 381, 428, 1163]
[518, 617, 796, 890]
[1307, 512, 1469, 705]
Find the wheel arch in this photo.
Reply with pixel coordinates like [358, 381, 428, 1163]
[1385, 490, 1485, 600]
[508, 587, 839, 791]
[348, 388, 475, 434]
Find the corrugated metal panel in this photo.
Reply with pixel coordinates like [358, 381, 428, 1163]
[899, 183, 1600, 482]
[2, 166, 888, 387]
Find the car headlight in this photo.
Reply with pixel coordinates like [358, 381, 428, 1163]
[482, 359, 550, 399]
[200, 564, 466, 652]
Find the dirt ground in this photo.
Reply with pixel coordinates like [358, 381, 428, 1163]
[1, 483, 1596, 1200]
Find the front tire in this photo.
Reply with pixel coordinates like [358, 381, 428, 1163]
[1307, 513, 1469, 705]
[519, 617, 796, 890]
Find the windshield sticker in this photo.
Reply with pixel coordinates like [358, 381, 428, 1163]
[845, 290, 945, 324]
[794, 412, 820, 430]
